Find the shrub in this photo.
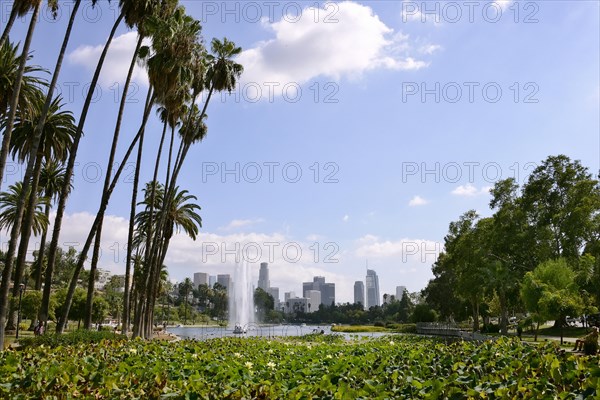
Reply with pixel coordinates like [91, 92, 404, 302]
[374, 320, 385, 327]
[481, 323, 500, 334]
[18, 330, 126, 349]
[583, 339, 598, 355]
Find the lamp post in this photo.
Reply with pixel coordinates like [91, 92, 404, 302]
[16, 283, 25, 339]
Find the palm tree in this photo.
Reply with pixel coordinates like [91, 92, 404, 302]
[3, 95, 75, 330]
[133, 183, 202, 337]
[0, 40, 47, 121]
[0, 182, 48, 234]
[45, 1, 129, 333]
[0, 0, 43, 187]
[35, 161, 67, 290]
[0, 0, 60, 48]
[0, 0, 92, 346]
[83, 0, 179, 332]
[181, 277, 193, 325]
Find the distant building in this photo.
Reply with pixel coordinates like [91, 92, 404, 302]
[258, 262, 270, 290]
[354, 281, 365, 307]
[285, 297, 308, 314]
[302, 276, 335, 306]
[284, 291, 296, 301]
[321, 283, 335, 307]
[366, 269, 380, 308]
[194, 272, 208, 289]
[396, 286, 407, 300]
[306, 290, 321, 313]
[209, 275, 217, 288]
[268, 287, 280, 310]
[217, 274, 231, 291]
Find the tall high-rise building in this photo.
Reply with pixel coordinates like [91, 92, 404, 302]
[306, 290, 321, 313]
[217, 274, 231, 291]
[303, 276, 334, 306]
[321, 283, 335, 306]
[209, 275, 216, 288]
[396, 286, 407, 300]
[193, 272, 208, 289]
[366, 269, 380, 308]
[354, 281, 365, 307]
[258, 262, 270, 290]
[268, 287, 280, 310]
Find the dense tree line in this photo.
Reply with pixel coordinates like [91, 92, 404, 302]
[422, 155, 600, 340]
[0, 0, 243, 347]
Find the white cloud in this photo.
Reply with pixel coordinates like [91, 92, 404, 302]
[408, 195, 429, 206]
[219, 218, 265, 231]
[238, 1, 430, 91]
[493, 0, 514, 11]
[419, 44, 442, 55]
[68, 31, 150, 87]
[451, 184, 492, 197]
[342, 215, 349, 222]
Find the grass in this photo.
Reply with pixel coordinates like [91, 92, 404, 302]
[331, 325, 390, 333]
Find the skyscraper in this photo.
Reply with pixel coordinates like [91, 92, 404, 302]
[396, 286, 407, 300]
[217, 274, 231, 291]
[258, 262, 270, 290]
[193, 272, 208, 289]
[366, 269, 380, 308]
[354, 281, 365, 307]
[303, 276, 334, 306]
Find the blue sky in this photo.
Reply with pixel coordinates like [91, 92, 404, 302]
[3, 0, 599, 303]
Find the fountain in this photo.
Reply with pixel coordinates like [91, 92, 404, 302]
[228, 260, 255, 332]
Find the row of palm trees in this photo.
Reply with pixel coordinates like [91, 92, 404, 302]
[0, 0, 243, 347]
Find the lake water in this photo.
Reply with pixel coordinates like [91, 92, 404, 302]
[168, 324, 393, 340]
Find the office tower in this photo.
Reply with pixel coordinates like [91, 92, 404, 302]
[284, 291, 296, 301]
[306, 290, 321, 313]
[217, 274, 231, 291]
[193, 272, 208, 289]
[302, 276, 334, 306]
[396, 286, 407, 300]
[354, 281, 365, 307]
[366, 269, 380, 308]
[268, 287, 280, 310]
[209, 275, 216, 288]
[321, 283, 335, 306]
[258, 262, 270, 290]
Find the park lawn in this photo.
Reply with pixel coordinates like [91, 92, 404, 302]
[1, 334, 599, 398]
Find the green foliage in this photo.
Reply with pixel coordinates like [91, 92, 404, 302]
[17, 330, 126, 349]
[522, 259, 584, 324]
[254, 287, 274, 322]
[2, 336, 599, 398]
[20, 290, 42, 320]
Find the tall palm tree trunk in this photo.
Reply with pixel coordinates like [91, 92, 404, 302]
[0, 2, 41, 188]
[131, 125, 147, 338]
[34, 195, 50, 290]
[28, 0, 80, 325]
[56, 89, 154, 334]
[40, 11, 124, 331]
[0, 3, 19, 47]
[5, 149, 44, 331]
[0, 2, 41, 348]
[83, 35, 143, 330]
[139, 119, 168, 338]
[83, 219, 102, 329]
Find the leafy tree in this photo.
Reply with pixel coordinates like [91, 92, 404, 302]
[21, 290, 42, 321]
[411, 304, 438, 323]
[521, 155, 600, 261]
[521, 258, 584, 344]
[397, 290, 414, 323]
[254, 287, 274, 322]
